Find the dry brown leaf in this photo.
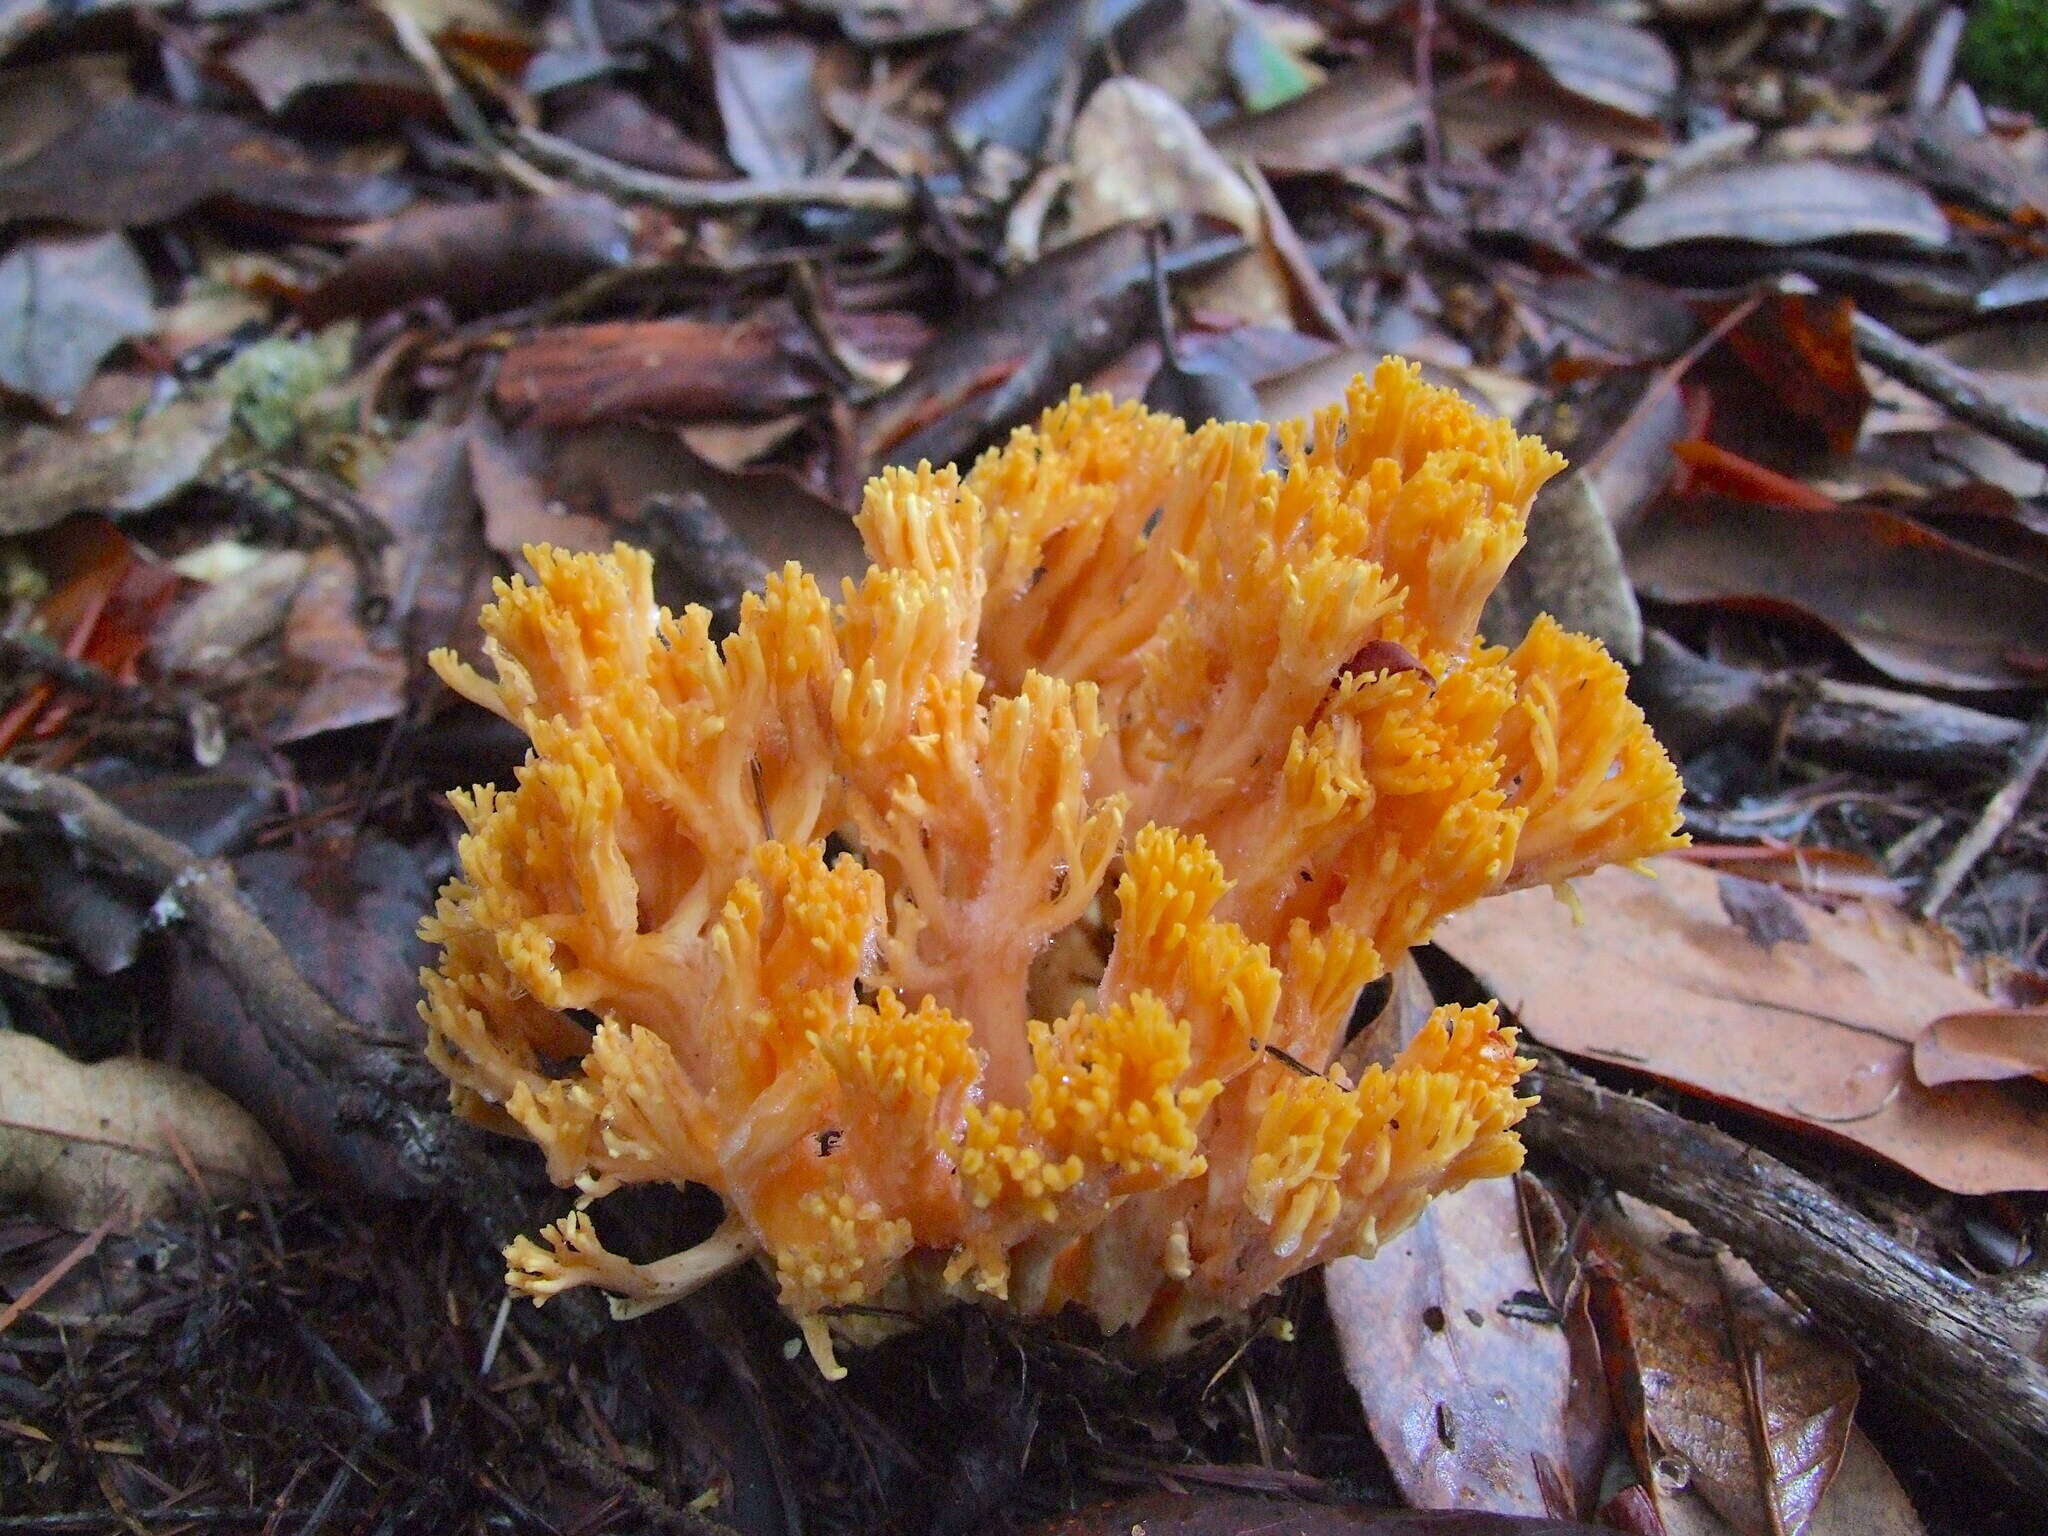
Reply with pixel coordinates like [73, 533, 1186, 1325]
[1327, 1176, 1606, 1517]
[1434, 859, 2048, 1193]
[1063, 77, 1293, 328]
[275, 546, 408, 742]
[0, 389, 232, 536]
[467, 411, 612, 560]
[1625, 494, 2048, 692]
[1587, 1196, 1859, 1536]
[1467, 5, 1678, 125]
[1212, 61, 1420, 173]
[152, 549, 309, 676]
[1913, 1008, 2048, 1087]
[0, 1030, 288, 1232]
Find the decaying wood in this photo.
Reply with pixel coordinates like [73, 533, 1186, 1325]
[0, 763, 542, 1271]
[1522, 1047, 2048, 1487]
[493, 315, 822, 427]
[1636, 629, 2026, 782]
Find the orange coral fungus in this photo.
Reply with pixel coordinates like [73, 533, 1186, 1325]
[420, 359, 1683, 1376]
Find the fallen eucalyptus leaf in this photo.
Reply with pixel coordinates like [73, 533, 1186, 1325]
[0, 1030, 289, 1232]
[1436, 859, 2048, 1194]
[1607, 161, 1949, 250]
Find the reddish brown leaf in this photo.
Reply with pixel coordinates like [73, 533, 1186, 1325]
[1625, 494, 2048, 691]
[1435, 859, 2048, 1194]
[1721, 292, 1870, 457]
[466, 411, 613, 560]
[493, 313, 823, 427]
[275, 547, 407, 742]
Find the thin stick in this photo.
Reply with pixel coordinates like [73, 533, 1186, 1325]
[1918, 703, 2048, 917]
[1853, 309, 2048, 467]
[515, 127, 916, 214]
[0, 1210, 122, 1335]
[378, 1, 557, 196]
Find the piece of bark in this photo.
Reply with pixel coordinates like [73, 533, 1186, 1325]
[1521, 1047, 2048, 1488]
[493, 314, 822, 427]
[1635, 629, 2025, 782]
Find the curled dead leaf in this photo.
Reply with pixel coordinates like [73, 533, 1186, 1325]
[1913, 1009, 2048, 1087]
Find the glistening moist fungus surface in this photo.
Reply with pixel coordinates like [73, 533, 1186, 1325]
[418, 359, 1685, 1378]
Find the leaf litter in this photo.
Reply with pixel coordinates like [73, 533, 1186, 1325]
[1, 0, 2047, 1529]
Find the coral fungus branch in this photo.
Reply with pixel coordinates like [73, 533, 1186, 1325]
[419, 358, 1684, 1370]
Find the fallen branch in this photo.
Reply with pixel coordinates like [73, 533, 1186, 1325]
[515, 127, 916, 214]
[1522, 1047, 2048, 1487]
[1852, 309, 2048, 467]
[1636, 629, 2026, 783]
[0, 764, 540, 1266]
[1918, 701, 2048, 917]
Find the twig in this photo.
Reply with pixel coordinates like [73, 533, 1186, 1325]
[540, 1426, 740, 1534]
[515, 128, 916, 214]
[377, 1, 556, 196]
[1852, 309, 2048, 467]
[0, 765, 541, 1261]
[1918, 702, 2048, 917]
[0, 632, 127, 698]
[1638, 629, 2026, 783]
[1413, 0, 1441, 172]
[0, 1210, 122, 1336]
[1521, 1046, 2048, 1487]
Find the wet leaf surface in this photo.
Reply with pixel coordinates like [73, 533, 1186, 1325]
[1913, 1008, 2048, 1087]
[1329, 1179, 1606, 1518]
[1586, 1196, 1859, 1536]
